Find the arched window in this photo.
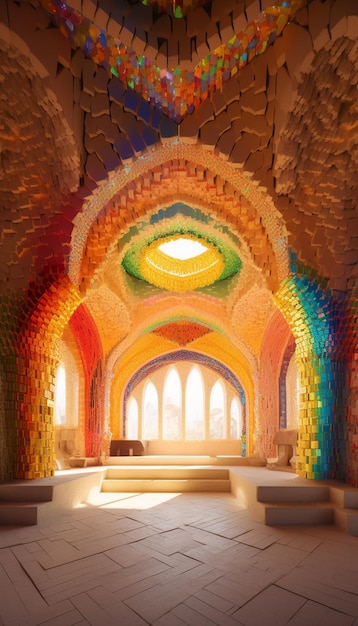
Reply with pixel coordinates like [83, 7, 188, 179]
[142, 381, 159, 439]
[163, 368, 181, 440]
[54, 365, 66, 425]
[286, 354, 299, 430]
[185, 367, 204, 440]
[127, 397, 139, 439]
[230, 397, 242, 439]
[209, 380, 225, 439]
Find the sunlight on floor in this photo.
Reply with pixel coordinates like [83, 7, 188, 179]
[84, 490, 181, 510]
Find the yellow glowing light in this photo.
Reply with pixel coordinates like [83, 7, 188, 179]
[158, 237, 207, 260]
[140, 234, 224, 291]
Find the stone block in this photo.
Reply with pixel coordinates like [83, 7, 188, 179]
[82, 58, 96, 96]
[94, 6, 109, 31]
[91, 93, 110, 117]
[230, 132, 260, 165]
[94, 67, 109, 94]
[187, 7, 211, 38]
[86, 152, 108, 183]
[245, 0, 260, 23]
[283, 23, 313, 80]
[70, 49, 84, 79]
[219, 14, 235, 42]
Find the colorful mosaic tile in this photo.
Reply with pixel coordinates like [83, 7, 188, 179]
[69, 142, 289, 288]
[40, 0, 307, 120]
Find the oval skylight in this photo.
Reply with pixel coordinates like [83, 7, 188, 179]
[158, 237, 208, 261]
[140, 235, 224, 291]
[121, 223, 242, 293]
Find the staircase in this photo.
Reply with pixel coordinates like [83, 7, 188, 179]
[0, 483, 54, 525]
[0, 466, 357, 535]
[101, 467, 232, 493]
[256, 484, 334, 525]
[253, 482, 358, 534]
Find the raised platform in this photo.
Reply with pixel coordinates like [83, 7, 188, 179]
[0, 458, 357, 534]
[105, 454, 262, 466]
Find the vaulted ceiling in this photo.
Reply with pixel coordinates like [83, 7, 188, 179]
[0, 0, 357, 367]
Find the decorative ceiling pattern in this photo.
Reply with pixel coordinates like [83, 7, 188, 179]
[40, 0, 307, 120]
[121, 215, 242, 292]
[152, 320, 212, 344]
[0, 0, 357, 484]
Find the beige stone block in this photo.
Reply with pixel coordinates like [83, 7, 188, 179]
[273, 36, 286, 69]
[94, 67, 109, 94]
[275, 66, 294, 132]
[144, 31, 159, 64]
[238, 63, 255, 92]
[196, 32, 210, 60]
[53, 66, 74, 128]
[155, 42, 168, 69]
[70, 49, 84, 79]
[308, 0, 330, 51]
[241, 91, 267, 115]
[295, 6, 309, 26]
[107, 16, 121, 39]
[227, 101, 241, 120]
[216, 129, 235, 160]
[347, 15, 358, 40]
[94, 6, 109, 31]
[187, 7, 211, 38]
[82, 0, 96, 21]
[151, 13, 172, 39]
[91, 93, 110, 118]
[211, 0, 236, 21]
[251, 55, 267, 95]
[330, 1, 349, 40]
[80, 91, 91, 113]
[132, 28, 147, 56]
[179, 115, 199, 144]
[230, 132, 261, 165]
[82, 58, 96, 96]
[245, 0, 261, 23]
[283, 23, 313, 80]
[222, 76, 241, 105]
[119, 18, 135, 48]
[206, 23, 221, 50]
[86, 152, 108, 183]
[168, 36, 179, 69]
[200, 121, 221, 149]
[178, 37, 192, 67]
[219, 15, 235, 42]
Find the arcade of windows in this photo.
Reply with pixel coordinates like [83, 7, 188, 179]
[125, 365, 244, 442]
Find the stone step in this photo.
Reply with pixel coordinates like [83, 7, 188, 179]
[106, 455, 261, 467]
[0, 484, 53, 502]
[257, 484, 330, 504]
[334, 507, 358, 536]
[0, 502, 40, 525]
[101, 478, 231, 493]
[262, 501, 335, 526]
[329, 484, 358, 509]
[105, 467, 230, 480]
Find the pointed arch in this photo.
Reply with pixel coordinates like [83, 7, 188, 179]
[163, 367, 182, 440]
[209, 380, 226, 439]
[69, 143, 289, 292]
[142, 380, 159, 440]
[185, 366, 205, 440]
[126, 397, 139, 439]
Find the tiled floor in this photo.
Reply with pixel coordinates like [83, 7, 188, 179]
[0, 484, 358, 625]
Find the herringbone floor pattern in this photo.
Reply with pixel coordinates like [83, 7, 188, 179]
[0, 489, 357, 625]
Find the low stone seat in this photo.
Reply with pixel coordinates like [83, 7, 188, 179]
[267, 429, 298, 471]
[110, 440, 144, 456]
